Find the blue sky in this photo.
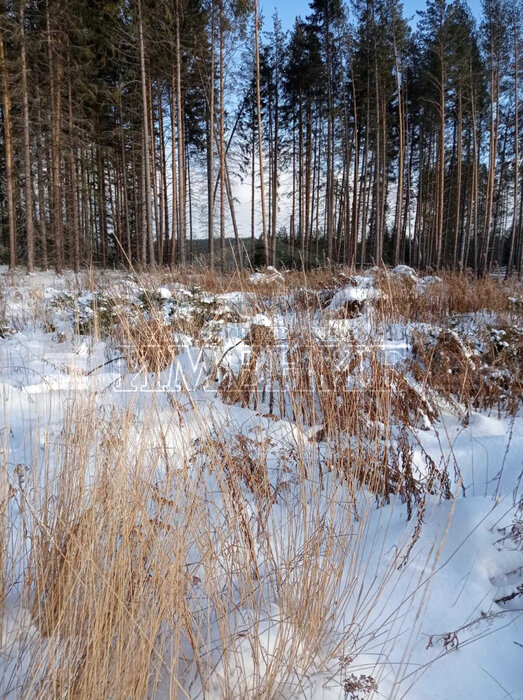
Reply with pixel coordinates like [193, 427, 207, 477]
[260, 0, 484, 31]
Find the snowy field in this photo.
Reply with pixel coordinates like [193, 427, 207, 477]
[0, 265, 522, 699]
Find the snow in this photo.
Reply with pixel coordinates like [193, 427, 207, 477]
[325, 275, 382, 312]
[156, 286, 172, 300]
[327, 285, 379, 308]
[391, 264, 418, 280]
[0, 268, 522, 698]
[250, 313, 272, 327]
[249, 267, 284, 285]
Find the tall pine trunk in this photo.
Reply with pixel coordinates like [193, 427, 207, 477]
[138, 0, 154, 265]
[20, 0, 34, 272]
[0, 24, 16, 269]
[254, 0, 268, 265]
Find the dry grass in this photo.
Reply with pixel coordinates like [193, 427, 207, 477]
[1, 267, 520, 698]
[2, 393, 411, 698]
[377, 270, 523, 323]
[115, 314, 178, 373]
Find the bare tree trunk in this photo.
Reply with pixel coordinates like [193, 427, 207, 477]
[148, 76, 160, 260]
[186, 138, 194, 261]
[158, 86, 169, 265]
[98, 150, 107, 266]
[414, 124, 424, 267]
[350, 63, 359, 265]
[81, 148, 92, 263]
[118, 96, 131, 266]
[250, 97, 256, 266]
[359, 110, 370, 267]
[224, 161, 242, 262]
[176, 14, 186, 265]
[207, 1, 215, 269]
[0, 24, 16, 269]
[219, 0, 226, 271]
[464, 79, 479, 270]
[452, 87, 463, 270]
[47, 0, 63, 273]
[20, 0, 34, 272]
[380, 92, 387, 259]
[271, 68, 279, 266]
[254, 0, 268, 265]
[138, 0, 154, 265]
[481, 54, 499, 275]
[170, 78, 179, 266]
[393, 35, 404, 266]
[507, 21, 519, 276]
[304, 101, 313, 268]
[36, 106, 48, 268]
[435, 56, 445, 268]
[68, 70, 79, 272]
[290, 117, 296, 265]
[299, 99, 305, 265]
[402, 121, 414, 262]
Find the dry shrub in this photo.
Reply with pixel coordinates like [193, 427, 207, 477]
[195, 432, 285, 538]
[243, 322, 276, 347]
[293, 287, 336, 312]
[411, 329, 478, 407]
[481, 325, 523, 414]
[344, 673, 379, 699]
[136, 264, 360, 301]
[218, 326, 449, 510]
[377, 270, 523, 323]
[24, 411, 192, 698]
[444, 273, 521, 316]
[115, 315, 177, 373]
[219, 352, 260, 407]
[219, 322, 276, 408]
[411, 326, 523, 415]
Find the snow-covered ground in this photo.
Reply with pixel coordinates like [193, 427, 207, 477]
[0, 266, 522, 698]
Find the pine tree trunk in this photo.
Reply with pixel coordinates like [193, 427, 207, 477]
[507, 24, 519, 277]
[47, 0, 63, 273]
[393, 36, 404, 266]
[158, 85, 169, 265]
[219, 0, 226, 271]
[119, 98, 132, 266]
[359, 110, 370, 267]
[68, 71, 79, 272]
[0, 26, 16, 269]
[148, 76, 160, 260]
[36, 106, 48, 269]
[176, 16, 186, 265]
[350, 65, 359, 266]
[254, 0, 268, 265]
[20, 0, 34, 272]
[452, 87, 463, 270]
[271, 70, 278, 266]
[171, 78, 179, 266]
[290, 118, 296, 266]
[251, 98, 256, 266]
[305, 101, 313, 268]
[481, 55, 498, 275]
[138, 0, 154, 265]
[435, 57, 445, 269]
[207, 1, 215, 269]
[98, 150, 107, 266]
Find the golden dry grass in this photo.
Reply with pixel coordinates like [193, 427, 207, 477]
[1, 267, 521, 698]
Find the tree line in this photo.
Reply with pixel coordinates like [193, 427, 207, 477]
[1, 0, 522, 274]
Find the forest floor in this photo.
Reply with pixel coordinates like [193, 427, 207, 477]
[0, 264, 522, 699]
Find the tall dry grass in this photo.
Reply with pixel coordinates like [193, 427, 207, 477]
[1, 391, 436, 699]
[2, 268, 520, 698]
